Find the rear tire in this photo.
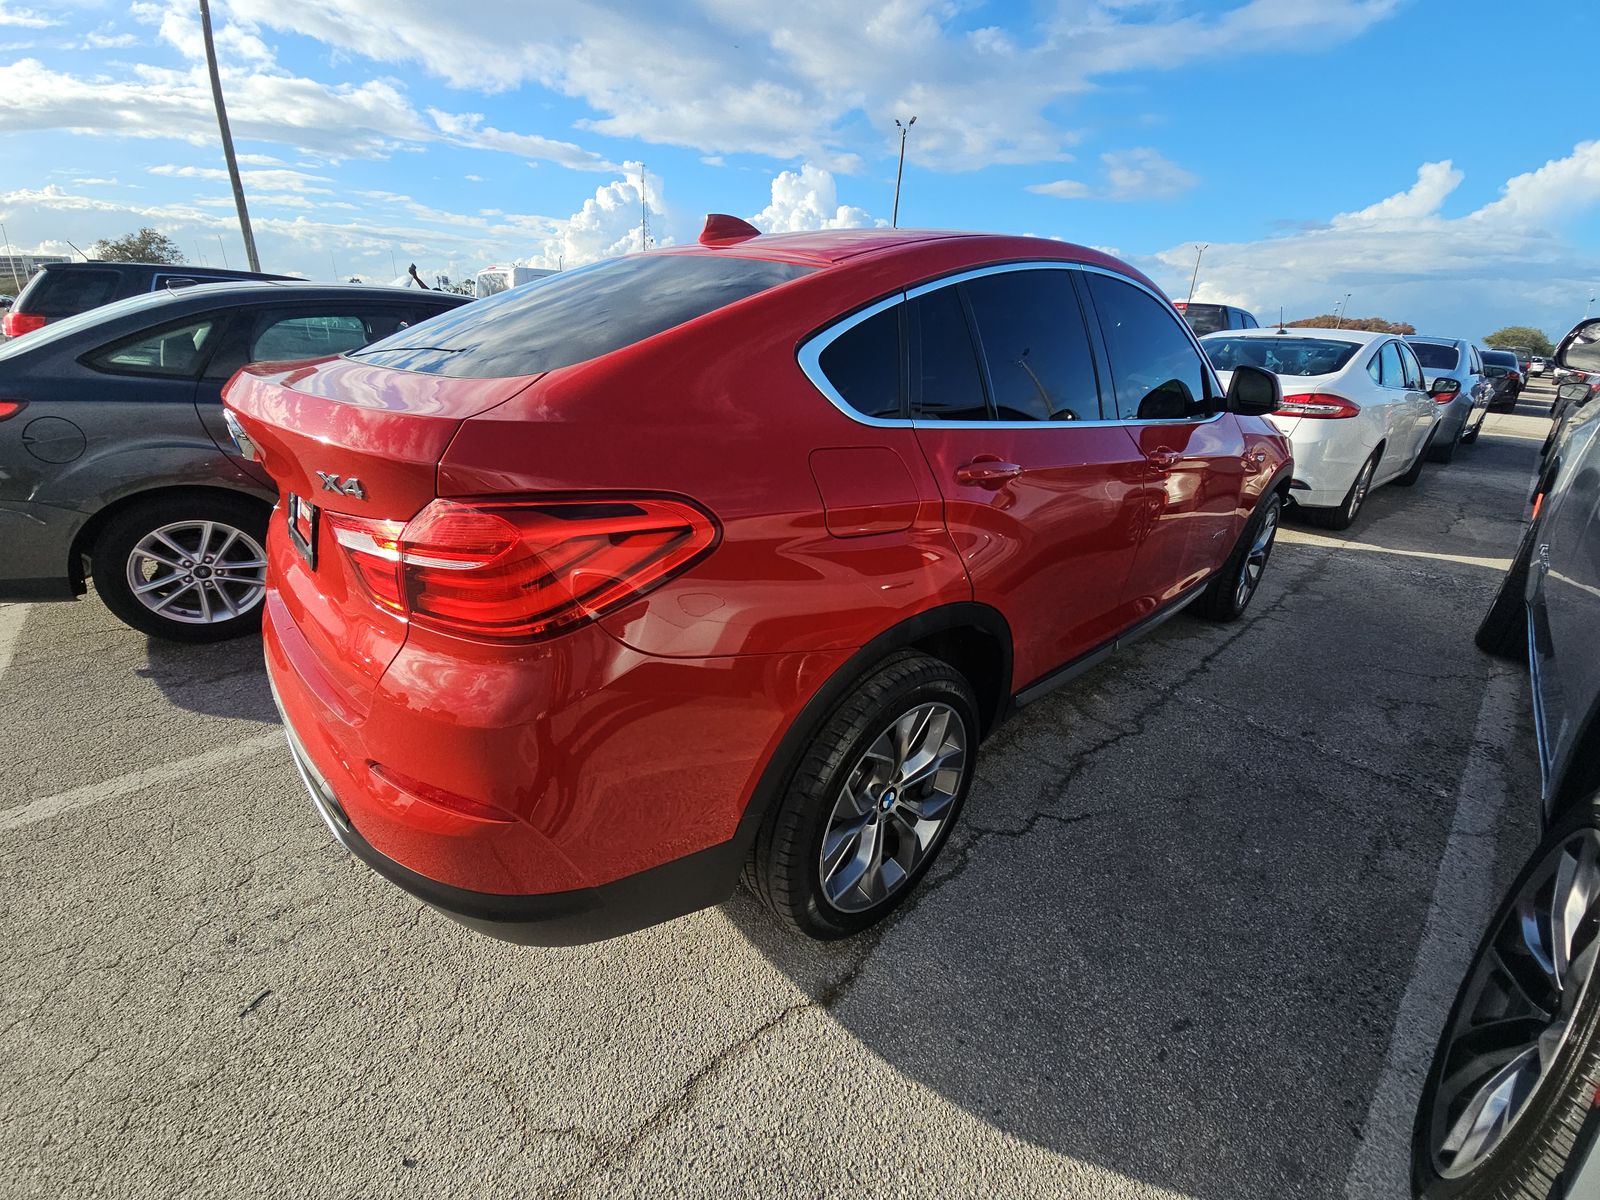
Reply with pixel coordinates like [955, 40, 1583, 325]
[1194, 493, 1281, 622]
[1305, 452, 1378, 531]
[747, 651, 978, 939]
[1474, 520, 1536, 661]
[91, 492, 270, 643]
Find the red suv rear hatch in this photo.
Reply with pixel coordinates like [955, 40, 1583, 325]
[224, 357, 537, 709]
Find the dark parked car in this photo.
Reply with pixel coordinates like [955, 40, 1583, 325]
[1, 260, 296, 338]
[1174, 301, 1259, 335]
[0, 281, 469, 640]
[1412, 314, 1600, 1199]
[1481, 347, 1525, 410]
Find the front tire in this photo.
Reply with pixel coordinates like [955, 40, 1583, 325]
[1412, 797, 1600, 1198]
[91, 492, 270, 643]
[1194, 492, 1281, 622]
[1305, 451, 1378, 531]
[1396, 428, 1437, 488]
[747, 651, 978, 939]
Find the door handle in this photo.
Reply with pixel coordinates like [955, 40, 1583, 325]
[1147, 447, 1182, 471]
[954, 458, 1023, 488]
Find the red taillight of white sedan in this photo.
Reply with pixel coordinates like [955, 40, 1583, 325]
[1277, 392, 1360, 419]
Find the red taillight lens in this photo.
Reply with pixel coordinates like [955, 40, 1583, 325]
[0, 400, 25, 421]
[331, 496, 718, 643]
[1276, 392, 1360, 419]
[1, 311, 45, 338]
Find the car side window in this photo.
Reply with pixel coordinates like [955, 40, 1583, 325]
[817, 304, 903, 419]
[1379, 341, 1405, 388]
[1367, 351, 1383, 384]
[1240, 310, 1259, 329]
[961, 270, 1101, 421]
[911, 286, 989, 421]
[1470, 346, 1483, 374]
[1084, 273, 1211, 421]
[85, 317, 219, 379]
[252, 314, 371, 361]
[1397, 342, 1425, 390]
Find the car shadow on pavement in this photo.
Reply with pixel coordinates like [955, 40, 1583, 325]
[139, 633, 278, 724]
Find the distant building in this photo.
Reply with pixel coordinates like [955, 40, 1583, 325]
[0, 253, 72, 288]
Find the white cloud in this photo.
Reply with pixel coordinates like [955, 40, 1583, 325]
[1139, 142, 1600, 338]
[747, 164, 880, 233]
[149, 164, 335, 194]
[427, 109, 616, 172]
[524, 163, 670, 269]
[0, 3, 54, 29]
[1030, 148, 1197, 202]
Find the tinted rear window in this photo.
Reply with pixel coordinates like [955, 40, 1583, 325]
[19, 268, 121, 318]
[1179, 304, 1229, 335]
[1202, 336, 1360, 376]
[350, 255, 814, 378]
[1409, 341, 1459, 370]
[1482, 350, 1518, 369]
[817, 306, 902, 419]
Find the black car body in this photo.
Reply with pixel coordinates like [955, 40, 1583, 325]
[1413, 314, 1600, 1198]
[2, 260, 296, 338]
[1174, 301, 1260, 335]
[0, 282, 469, 639]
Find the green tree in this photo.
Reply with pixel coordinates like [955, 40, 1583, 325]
[1484, 325, 1554, 357]
[1285, 315, 1415, 335]
[91, 228, 185, 264]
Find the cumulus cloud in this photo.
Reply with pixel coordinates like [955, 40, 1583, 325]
[524, 164, 669, 269]
[1031, 148, 1197, 202]
[747, 165, 880, 233]
[1140, 142, 1600, 338]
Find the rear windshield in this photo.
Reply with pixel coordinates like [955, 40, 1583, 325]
[17, 267, 121, 318]
[1202, 335, 1360, 376]
[1179, 304, 1229, 335]
[1482, 350, 1518, 368]
[350, 254, 815, 378]
[1409, 341, 1459, 370]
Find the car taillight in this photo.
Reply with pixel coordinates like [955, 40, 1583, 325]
[1276, 392, 1360, 419]
[1, 311, 45, 338]
[329, 496, 718, 642]
[0, 400, 25, 421]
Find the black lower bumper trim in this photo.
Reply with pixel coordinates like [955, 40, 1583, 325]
[276, 707, 743, 946]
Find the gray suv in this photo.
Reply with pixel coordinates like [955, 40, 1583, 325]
[0, 281, 468, 640]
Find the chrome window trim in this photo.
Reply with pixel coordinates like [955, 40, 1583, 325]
[796, 259, 1226, 432]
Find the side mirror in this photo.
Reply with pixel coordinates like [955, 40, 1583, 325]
[1225, 364, 1281, 417]
[1555, 318, 1600, 373]
[1557, 382, 1594, 406]
[1428, 377, 1461, 399]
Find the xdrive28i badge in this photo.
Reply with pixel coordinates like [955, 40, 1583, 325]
[315, 472, 367, 500]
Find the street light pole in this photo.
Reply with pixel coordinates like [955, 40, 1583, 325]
[1333, 292, 1352, 329]
[1185, 244, 1208, 306]
[892, 117, 916, 228]
[198, 0, 261, 272]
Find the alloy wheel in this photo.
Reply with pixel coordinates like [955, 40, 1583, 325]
[1350, 459, 1375, 519]
[1235, 500, 1279, 610]
[125, 519, 268, 625]
[819, 702, 968, 913]
[1427, 828, 1600, 1178]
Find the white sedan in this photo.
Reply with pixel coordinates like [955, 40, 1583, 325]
[1201, 328, 1445, 529]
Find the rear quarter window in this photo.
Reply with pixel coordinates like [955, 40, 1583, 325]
[350, 255, 814, 378]
[19, 268, 121, 318]
[1409, 342, 1460, 371]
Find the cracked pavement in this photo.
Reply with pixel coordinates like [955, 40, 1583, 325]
[0, 392, 1555, 1199]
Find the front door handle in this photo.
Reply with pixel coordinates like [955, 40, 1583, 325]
[1147, 447, 1182, 471]
[954, 458, 1023, 488]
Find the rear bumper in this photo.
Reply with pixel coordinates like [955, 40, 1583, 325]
[263, 588, 850, 942]
[0, 502, 84, 599]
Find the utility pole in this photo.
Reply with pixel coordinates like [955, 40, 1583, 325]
[1333, 292, 1352, 329]
[1185, 244, 1208, 306]
[892, 117, 916, 228]
[199, 0, 261, 272]
[216, 234, 228, 268]
[639, 164, 650, 250]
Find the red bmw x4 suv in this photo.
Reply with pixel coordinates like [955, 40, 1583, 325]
[224, 221, 1291, 944]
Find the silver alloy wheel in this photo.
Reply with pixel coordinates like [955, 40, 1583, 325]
[1235, 500, 1279, 610]
[1428, 829, 1600, 1179]
[1349, 458, 1376, 518]
[819, 701, 968, 913]
[125, 519, 268, 625]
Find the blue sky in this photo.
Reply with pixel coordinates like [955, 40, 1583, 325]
[1, 0, 1596, 338]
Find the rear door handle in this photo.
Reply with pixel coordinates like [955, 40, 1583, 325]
[954, 458, 1022, 488]
[1147, 447, 1182, 471]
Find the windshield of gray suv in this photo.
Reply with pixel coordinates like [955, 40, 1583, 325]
[1409, 341, 1460, 370]
[1202, 335, 1360, 376]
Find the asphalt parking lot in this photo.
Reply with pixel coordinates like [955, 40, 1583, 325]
[0, 387, 1556, 1199]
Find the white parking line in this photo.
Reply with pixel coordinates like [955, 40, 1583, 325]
[0, 604, 29, 683]
[1278, 529, 1512, 572]
[1342, 663, 1525, 1198]
[0, 732, 283, 832]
